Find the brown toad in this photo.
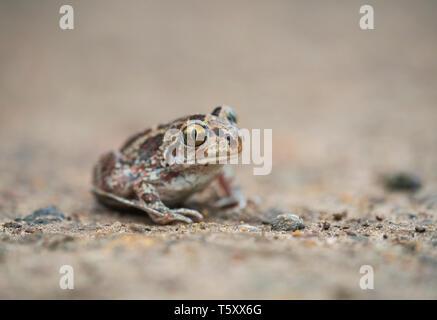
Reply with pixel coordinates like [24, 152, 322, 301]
[91, 106, 245, 224]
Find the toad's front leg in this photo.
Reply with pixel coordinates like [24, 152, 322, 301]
[133, 180, 203, 225]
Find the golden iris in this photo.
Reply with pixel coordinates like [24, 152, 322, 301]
[183, 124, 207, 147]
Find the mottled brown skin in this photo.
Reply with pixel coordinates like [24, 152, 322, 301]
[92, 106, 245, 224]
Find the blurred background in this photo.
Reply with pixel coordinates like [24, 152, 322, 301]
[0, 0, 436, 299]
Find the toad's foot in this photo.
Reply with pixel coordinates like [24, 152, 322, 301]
[91, 186, 203, 224]
[134, 181, 203, 225]
[171, 208, 203, 222]
[152, 208, 203, 225]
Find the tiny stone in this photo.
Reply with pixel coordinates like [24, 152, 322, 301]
[322, 222, 330, 230]
[376, 224, 383, 229]
[31, 217, 62, 225]
[29, 206, 65, 219]
[271, 214, 305, 232]
[333, 211, 347, 221]
[376, 215, 384, 221]
[382, 172, 422, 192]
[383, 234, 388, 239]
[18, 206, 65, 225]
[3, 222, 22, 229]
[415, 226, 426, 233]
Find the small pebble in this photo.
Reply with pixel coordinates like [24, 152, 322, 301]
[271, 214, 305, 232]
[3, 222, 22, 229]
[322, 221, 330, 230]
[415, 226, 426, 233]
[333, 211, 347, 221]
[15, 206, 65, 225]
[376, 224, 383, 229]
[382, 172, 422, 192]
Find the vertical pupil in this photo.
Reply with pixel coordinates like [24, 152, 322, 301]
[184, 124, 207, 146]
[192, 129, 197, 140]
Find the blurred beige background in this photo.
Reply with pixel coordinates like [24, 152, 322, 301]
[0, 0, 436, 299]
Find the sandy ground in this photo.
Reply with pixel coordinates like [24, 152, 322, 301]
[0, 0, 437, 299]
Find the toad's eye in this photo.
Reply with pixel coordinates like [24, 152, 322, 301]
[183, 124, 207, 147]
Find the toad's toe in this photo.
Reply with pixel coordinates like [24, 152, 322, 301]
[172, 208, 204, 222]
